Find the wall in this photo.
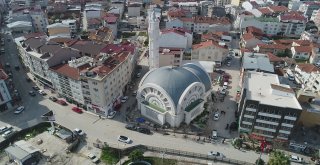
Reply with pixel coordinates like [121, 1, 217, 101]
[48, 27, 70, 36]
[159, 32, 188, 49]
[128, 6, 141, 17]
[298, 109, 320, 127]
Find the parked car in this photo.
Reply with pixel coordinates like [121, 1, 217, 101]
[14, 106, 25, 114]
[2, 130, 15, 138]
[57, 100, 67, 106]
[208, 151, 225, 158]
[49, 96, 57, 102]
[213, 112, 220, 121]
[87, 153, 100, 164]
[132, 91, 137, 96]
[226, 61, 231, 67]
[32, 86, 40, 91]
[0, 125, 12, 134]
[125, 124, 136, 131]
[136, 73, 141, 78]
[72, 107, 83, 114]
[26, 77, 31, 82]
[137, 127, 151, 135]
[29, 91, 36, 96]
[74, 128, 85, 136]
[121, 96, 128, 103]
[219, 89, 227, 95]
[290, 155, 303, 163]
[107, 111, 117, 119]
[118, 135, 131, 144]
[14, 65, 20, 70]
[38, 90, 47, 96]
[212, 130, 218, 139]
[223, 82, 228, 89]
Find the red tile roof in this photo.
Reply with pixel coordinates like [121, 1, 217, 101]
[161, 27, 191, 35]
[293, 46, 312, 53]
[280, 11, 307, 22]
[180, 16, 230, 25]
[267, 53, 282, 62]
[103, 13, 118, 23]
[246, 26, 264, 36]
[257, 43, 288, 50]
[242, 33, 257, 41]
[258, 7, 272, 14]
[100, 41, 135, 54]
[192, 40, 227, 50]
[293, 40, 311, 46]
[167, 8, 190, 18]
[268, 6, 288, 13]
[50, 63, 90, 80]
[0, 69, 8, 80]
[297, 63, 320, 73]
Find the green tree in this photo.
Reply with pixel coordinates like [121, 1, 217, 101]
[128, 149, 144, 162]
[100, 146, 119, 164]
[268, 151, 290, 165]
[256, 158, 265, 165]
[232, 138, 243, 149]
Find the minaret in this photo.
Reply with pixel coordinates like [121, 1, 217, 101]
[148, 8, 160, 70]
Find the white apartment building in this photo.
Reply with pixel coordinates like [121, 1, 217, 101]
[15, 37, 81, 88]
[238, 71, 302, 141]
[236, 11, 307, 36]
[29, 9, 48, 32]
[215, 0, 231, 6]
[298, 1, 320, 18]
[178, 2, 199, 16]
[62, 19, 77, 33]
[178, 16, 231, 33]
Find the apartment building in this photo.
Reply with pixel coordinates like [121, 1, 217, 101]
[103, 13, 118, 38]
[298, 1, 320, 18]
[15, 37, 81, 88]
[191, 40, 228, 67]
[61, 19, 77, 33]
[215, 0, 231, 6]
[238, 71, 302, 141]
[0, 69, 12, 110]
[47, 23, 71, 38]
[178, 16, 231, 33]
[178, 2, 199, 16]
[159, 48, 184, 67]
[237, 11, 307, 37]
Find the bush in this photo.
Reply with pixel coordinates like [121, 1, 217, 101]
[100, 146, 120, 164]
[128, 149, 144, 162]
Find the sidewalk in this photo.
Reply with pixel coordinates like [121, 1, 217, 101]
[116, 151, 234, 165]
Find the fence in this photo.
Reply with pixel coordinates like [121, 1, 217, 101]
[109, 144, 254, 165]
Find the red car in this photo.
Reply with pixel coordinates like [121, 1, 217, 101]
[72, 107, 83, 114]
[57, 100, 68, 106]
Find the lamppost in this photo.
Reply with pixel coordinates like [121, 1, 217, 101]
[161, 152, 166, 165]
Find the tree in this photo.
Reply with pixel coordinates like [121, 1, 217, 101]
[232, 138, 243, 149]
[128, 149, 144, 162]
[268, 151, 290, 165]
[256, 158, 265, 165]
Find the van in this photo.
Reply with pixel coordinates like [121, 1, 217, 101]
[212, 130, 218, 139]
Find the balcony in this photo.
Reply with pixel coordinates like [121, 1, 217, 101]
[256, 119, 279, 126]
[246, 107, 256, 112]
[254, 126, 276, 132]
[284, 116, 297, 121]
[244, 114, 254, 119]
[258, 112, 281, 119]
[242, 121, 252, 125]
[279, 130, 291, 134]
[281, 123, 294, 128]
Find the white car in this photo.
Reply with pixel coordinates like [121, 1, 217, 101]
[74, 128, 85, 136]
[14, 106, 25, 114]
[226, 61, 231, 67]
[212, 130, 218, 139]
[38, 90, 47, 95]
[208, 151, 225, 158]
[107, 111, 117, 119]
[290, 155, 303, 163]
[121, 96, 128, 103]
[0, 125, 12, 134]
[213, 112, 220, 121]
[87, 153, 100, 163]
[118, 135, 131, 144]
[2, 130, 15, 138]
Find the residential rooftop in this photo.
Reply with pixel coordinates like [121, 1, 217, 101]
[242, 52, 274, 73]
[245, 71, 302, 110]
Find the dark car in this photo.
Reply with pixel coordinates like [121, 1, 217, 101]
[214, 69, 225, 74]
[49, 96, 58, 102]
[125, 124, 136, 131]
[14, 65, 20, 70]
[29, 91, 36, 96]
[32, 86, 40, 91]
[137, 127, 151, 134]
[26, 77, 31, 82]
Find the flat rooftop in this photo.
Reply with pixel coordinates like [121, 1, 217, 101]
[245, 71, 302, 110]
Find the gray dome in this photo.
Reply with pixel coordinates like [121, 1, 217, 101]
[141, 64, 212, 106]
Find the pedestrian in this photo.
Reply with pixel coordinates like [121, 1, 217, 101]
[99, 115, 101, 119]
